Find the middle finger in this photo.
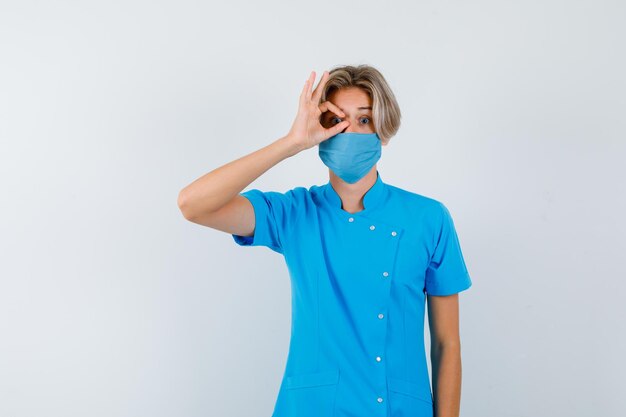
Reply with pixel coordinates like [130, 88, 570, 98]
[311, 70, 330, 103]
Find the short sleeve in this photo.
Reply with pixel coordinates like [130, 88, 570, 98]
[231, 188, 295, 255]
[424, 202, 473, 296]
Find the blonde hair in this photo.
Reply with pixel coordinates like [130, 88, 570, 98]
[320, 64, 401, 145]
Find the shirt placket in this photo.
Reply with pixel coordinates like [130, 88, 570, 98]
[346, 211, 404, 413]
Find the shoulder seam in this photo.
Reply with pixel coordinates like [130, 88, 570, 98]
[283, 187, 307, 252]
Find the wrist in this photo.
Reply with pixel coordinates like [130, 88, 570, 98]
[278, 134, 305, 157]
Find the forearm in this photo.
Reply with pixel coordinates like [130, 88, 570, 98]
[178, 134, 302, 218]
[431, 342, 462, 417]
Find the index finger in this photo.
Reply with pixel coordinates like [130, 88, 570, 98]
[319, 100, 345, 117]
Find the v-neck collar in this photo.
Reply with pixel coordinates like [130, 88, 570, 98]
[322, 170, 387, 215]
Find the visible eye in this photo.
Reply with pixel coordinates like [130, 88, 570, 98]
[330, 116, 371, 124]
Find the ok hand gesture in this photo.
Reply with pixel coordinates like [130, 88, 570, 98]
[286, 70, 351, 152]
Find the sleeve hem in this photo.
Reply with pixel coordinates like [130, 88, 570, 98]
[425, 275, 473, 296]
[231, 190, 269, 247]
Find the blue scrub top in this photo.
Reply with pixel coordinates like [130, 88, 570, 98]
[231, 170, 472, 417]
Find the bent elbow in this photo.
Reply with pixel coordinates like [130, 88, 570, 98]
[177, 189, 196, 221]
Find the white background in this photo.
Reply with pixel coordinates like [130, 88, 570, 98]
[1, 1, 625, 416]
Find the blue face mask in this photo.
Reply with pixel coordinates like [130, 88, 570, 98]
[318, 132, 382, 184]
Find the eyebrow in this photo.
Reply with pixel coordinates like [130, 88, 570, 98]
[335, 106, 372, 113]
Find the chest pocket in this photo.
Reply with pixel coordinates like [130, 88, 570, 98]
[392, 238, 430, 291]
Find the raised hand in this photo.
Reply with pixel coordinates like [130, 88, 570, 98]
[286, 70, 350, 152]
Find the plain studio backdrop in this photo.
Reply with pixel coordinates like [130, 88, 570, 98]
[1, 1, 625, 416]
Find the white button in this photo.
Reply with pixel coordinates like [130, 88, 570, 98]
[378, 313, 384, 319]
[391, 231, 397, 236]
[377, 397, 384, 403]
[370, 225, 375, 230]
[348, 217, 354, 222]
[376, 356, 382, 362]
[382, 271, 389, 277]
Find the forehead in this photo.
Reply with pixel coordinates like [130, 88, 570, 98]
[327, 87, 372, 109]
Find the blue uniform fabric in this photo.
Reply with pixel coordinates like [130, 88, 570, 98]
[231, 170, 472, 417]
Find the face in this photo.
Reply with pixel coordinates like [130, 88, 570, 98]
[321, 87, 376, 135]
